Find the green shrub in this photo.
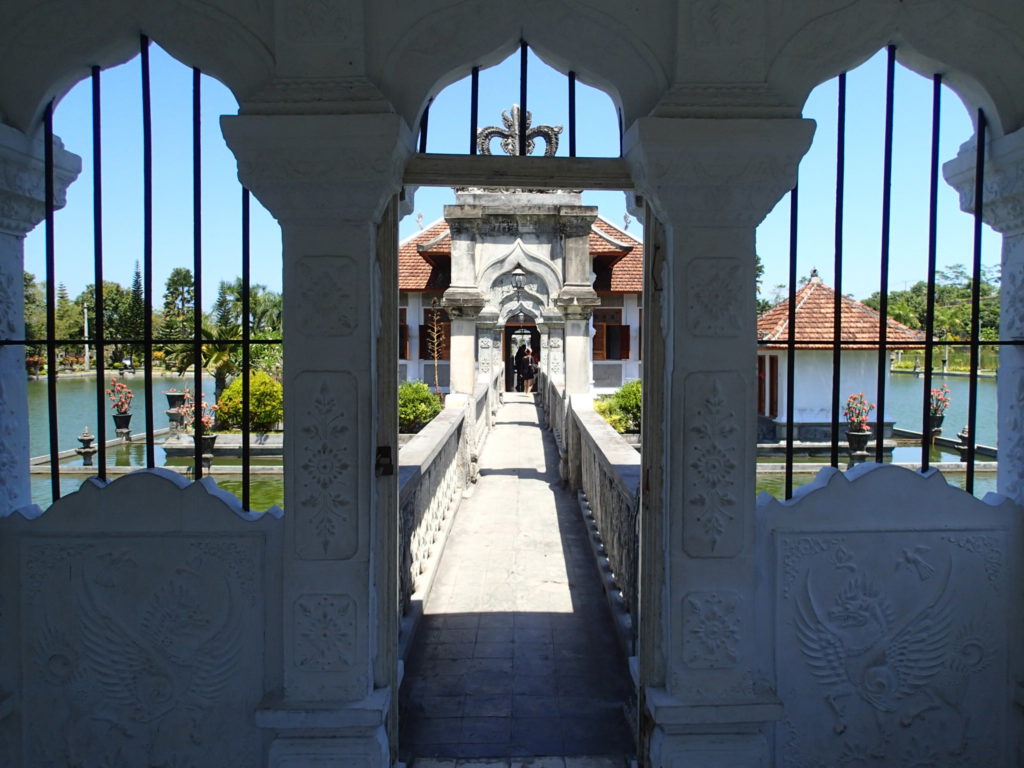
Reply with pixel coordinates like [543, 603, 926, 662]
[216, 370, 283, 431]
[595, 379, 642, 433]
[399, 380, 442, 433]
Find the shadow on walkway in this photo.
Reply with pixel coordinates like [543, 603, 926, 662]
[399, 394, 635, 763]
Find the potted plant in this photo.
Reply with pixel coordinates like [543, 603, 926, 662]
[843, 392, 874, 452]
[106, 376, 134, 435]
[178, 388, 218, 455]
[929, 384, 950, 434]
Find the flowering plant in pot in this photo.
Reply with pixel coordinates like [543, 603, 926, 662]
[106, 377, 134, 414]
[177, 388, 217, 433]
[929, 385, 950, 429]
[843, 392, 874, 452]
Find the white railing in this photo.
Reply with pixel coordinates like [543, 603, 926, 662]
[397, 383, 496, 657]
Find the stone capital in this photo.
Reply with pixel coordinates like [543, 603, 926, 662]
[623, 117, 814, 227]
[221, 113, 413, 225]
[0, 123, 80, 237]
[944, 126, 1024, 235]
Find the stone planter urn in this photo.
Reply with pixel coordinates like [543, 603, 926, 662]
[845, 429, 871, 453]
[193, 433, 217, 471]
[165, 391, 187, 432]
[112, 412, 132, 440]
[928, 413, 944, 439]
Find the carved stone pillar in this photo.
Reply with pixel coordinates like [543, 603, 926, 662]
[944, 126, 1024, 505]
[222, 112, 411, 767]
[556, 215, 599, 395]
[0, 124, 80, 513]
[625, 116, 814, 767]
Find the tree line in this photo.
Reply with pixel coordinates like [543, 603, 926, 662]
[23, 264, 283, 399]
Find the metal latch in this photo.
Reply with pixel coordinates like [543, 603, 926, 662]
[375, 445, 394, 476]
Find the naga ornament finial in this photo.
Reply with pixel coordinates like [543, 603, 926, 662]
[477, 105, 562, 157]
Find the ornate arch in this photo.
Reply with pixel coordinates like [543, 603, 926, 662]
[766, 2, 1024, 137]
[0, 0, 273, 134]
[477, 238, 562, 300]
[372, 0, 671, 134]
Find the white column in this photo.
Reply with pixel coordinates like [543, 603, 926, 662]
[0, 124, 80, 513]
[223, 112, 411, 767]
[625, 116, 814, 767]
[448, 311, 477, 396]
[945, 127, 1024, 504]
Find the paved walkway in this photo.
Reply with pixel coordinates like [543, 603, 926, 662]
[399, 394, 634, 765]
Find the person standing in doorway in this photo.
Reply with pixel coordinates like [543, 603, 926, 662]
[519, 347, 537, 394]
[514, 344, 526, 392]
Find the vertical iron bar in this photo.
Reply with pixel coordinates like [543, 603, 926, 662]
[618, 107, 624, 158]
[141, 35, 155, 468]
[418, 102, 429, 154]
[241, 187, 251, 510]
[44, 101, 60, 501]
[92, 66, 107, 478]
[874, 44, 896, 463]
[785, 185, 798, 499]
[568, 71, 577, 158]
[921, 73, 942, 471]
[519, 40, 528, 156]
[830, 73, 846, 468]
[966, 109, 987, 493]
[192, 67, 203, 477]
[469, 67, 479, 155]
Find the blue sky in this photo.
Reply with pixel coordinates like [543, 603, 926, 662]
[24, 46, 998, 310]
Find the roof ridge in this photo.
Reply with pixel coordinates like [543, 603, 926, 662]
[594, 214, 642, 245]
[399, 217, 447, 247]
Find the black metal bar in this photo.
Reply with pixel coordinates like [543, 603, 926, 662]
[830, 72, 846, 468]
[785, 185, 798, 499]
[193, 67, 203, 477]
[142, 35, 155, 468]
[91, 66, 107, 478]
[418, 102, 429, 154]
[44, 101, 60, 501]
[966, 109, 987, 492]
[519, 40, 528, 156]
[469, 66, 479, 155]
[921, 73, 942, 471]
[874, 44, 896, 463]
[618, 107, 624, 158]
[241, 187, 251, 510]
[568, 71, 577, 158]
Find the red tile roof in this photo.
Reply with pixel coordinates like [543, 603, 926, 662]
[398, 215, 644, 294]
[758, 276, 926, 349]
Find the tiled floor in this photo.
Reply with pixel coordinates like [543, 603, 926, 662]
[400, 394, 635, 763]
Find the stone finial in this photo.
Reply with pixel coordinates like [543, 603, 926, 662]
[477, 105, 562, 157]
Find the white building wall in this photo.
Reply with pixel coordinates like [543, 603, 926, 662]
[774, 349, 886, 424]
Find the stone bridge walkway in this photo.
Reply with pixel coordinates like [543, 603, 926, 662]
[399, 393, 635, 766]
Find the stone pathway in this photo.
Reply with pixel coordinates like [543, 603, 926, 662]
[399, 393, 634, 764]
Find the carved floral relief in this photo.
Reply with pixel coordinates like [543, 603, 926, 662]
[683, 591, 740, 668]
[683, 374, 743, 556]
[296, 374, 358, 560]
[294, 594, 356, 671]
[298, 255, 359, 336]
[687, 258, 740, 336]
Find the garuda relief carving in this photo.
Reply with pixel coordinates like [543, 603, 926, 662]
[21, 539, 262, 767]
[778, 533, 1004, 766]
